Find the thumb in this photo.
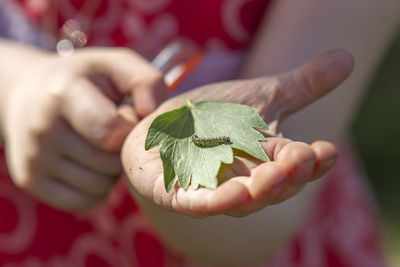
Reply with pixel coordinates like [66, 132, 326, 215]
[183, 49, 354, 125]
[76, 48, 168, 117]
[273, 49, 354, 119]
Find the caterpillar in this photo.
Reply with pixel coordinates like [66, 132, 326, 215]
[191, 134, 231, 147]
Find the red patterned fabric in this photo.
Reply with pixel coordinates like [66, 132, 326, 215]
[1, 0, 386, 266]
[13, 0, 271, 57]
[0, 146, 386, 267]
[265, 145, 385, 267]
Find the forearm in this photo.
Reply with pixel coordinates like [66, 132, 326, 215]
[0, 38, 52, 140]
[242, 0, 400, 143]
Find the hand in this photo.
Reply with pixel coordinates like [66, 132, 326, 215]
[122, 49, 354, 217]
[3, 47, 167, 210]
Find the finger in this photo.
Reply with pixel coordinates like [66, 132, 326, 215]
[262, 138, 337, 182]
[275, 141, 317, 185]
[131, 80, 168, 118]
[85, 74, 141, 124]
[43, 153, 117, 197]
[150, 170, 250, 217]
[169, 179, 250, 217]
[273, 49, 354, 118]
[88, 72, 124, 103]
[310, 141, 337, 180]
[155, 138, 326, 217]
[76, 48, 168, 117]
[51, 120, 122, 176]
[31, 175, 106, 211]
[61, 77, 134, 151]
[233, 139, 319, 212]
[224, 162, 289, 216]
[263, 139, 336, 204]
[10, 150, 107, 211]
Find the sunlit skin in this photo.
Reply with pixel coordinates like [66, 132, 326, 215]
[0, 0, 399, 264]
[122, 49, 354, 217]
[0, 43, 167, 210]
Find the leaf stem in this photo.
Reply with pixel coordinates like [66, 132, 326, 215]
[184, 97, 193, 108]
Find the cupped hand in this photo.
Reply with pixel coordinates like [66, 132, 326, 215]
[3, 47, 167, 210]
[122, 49, 354, 217]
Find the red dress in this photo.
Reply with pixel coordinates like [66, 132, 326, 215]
[0, 0, 386, 266]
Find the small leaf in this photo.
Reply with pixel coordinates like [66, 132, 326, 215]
[145, 98, 269, 192]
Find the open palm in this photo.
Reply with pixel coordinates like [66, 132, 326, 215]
[122, 49, 354, 217]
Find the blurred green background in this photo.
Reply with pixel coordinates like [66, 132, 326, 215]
[351, 30, 400, 266]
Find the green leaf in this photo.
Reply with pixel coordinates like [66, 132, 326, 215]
[145, 98, 269, 192]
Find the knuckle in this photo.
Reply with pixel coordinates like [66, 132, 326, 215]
[150, 69, 164, 84]
[269, 77, 285, 107]
[42, 75, 70, 104]
[92, 130, 119, 152]
[85, 115, 116, 149]
[257, 77, 284, 118]
[291, 70, 316, 100]
[94, 116, 131, 151]
[46, 82, 65, 99]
